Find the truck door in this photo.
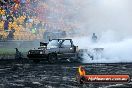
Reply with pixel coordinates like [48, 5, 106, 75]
[46, 40, 60, 53]
[59, 40, 74, 53]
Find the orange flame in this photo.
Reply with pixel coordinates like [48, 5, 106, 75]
[78, 66, 86, 76]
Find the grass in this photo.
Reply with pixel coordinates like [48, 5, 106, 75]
[0, 48, 29, 55]
[0, 48, 15, 55]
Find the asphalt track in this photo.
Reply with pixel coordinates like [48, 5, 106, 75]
[0, 59, 132, 88]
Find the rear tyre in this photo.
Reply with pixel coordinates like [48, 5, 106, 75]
[48, 53, 57, 64]
[69, 58, 74, 63]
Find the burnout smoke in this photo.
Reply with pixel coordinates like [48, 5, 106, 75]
[73, 35, 132, 63]
[69, 0, 132, 63]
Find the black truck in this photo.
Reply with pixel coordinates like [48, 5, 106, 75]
[27, 39, 81, 63]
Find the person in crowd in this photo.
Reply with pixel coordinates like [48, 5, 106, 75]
[14, 0, 20, 4]
[0, 19, 4, 30]
[31, 27, 37, 35]
[20, 0, 26, 7]
[37, 21, 42, 29]
[7, 27, 15, 40]
[7, 13, 14, 23]
[4, 20, 9, 31]
[0, 7, 5, 15]
[0, 0, 7, 4]
[28, 16, 33, 23]
[9, 0, 15, 5]
[13, 11, 19, 19]
[31, 21, 37, 34]
[24, 15, 29, 23]
[13, 2, 19, 12]
[1, 14, 7, 21]
[23, 15, 28, 28]
[0, 34, 3, 40]
[5, 5, 10, 15]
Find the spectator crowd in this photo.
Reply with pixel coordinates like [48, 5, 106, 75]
[0, 0, 45, 40]
[0, 0, 76, 41]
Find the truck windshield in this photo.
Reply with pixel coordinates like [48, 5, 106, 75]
[47, 40, 59, 48]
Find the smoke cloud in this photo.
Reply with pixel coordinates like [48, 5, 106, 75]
[69, 0, 132, 63]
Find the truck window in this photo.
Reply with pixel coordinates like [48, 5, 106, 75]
[47, 40, 59, 48]
[61, 40, 71, 47]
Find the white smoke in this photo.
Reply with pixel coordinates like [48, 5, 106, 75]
[69, 0, 132, 63]
[73, 33, 132, 63]
[74, 0, 132, 36]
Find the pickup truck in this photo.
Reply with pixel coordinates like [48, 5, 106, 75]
[27, 39, 81, 63]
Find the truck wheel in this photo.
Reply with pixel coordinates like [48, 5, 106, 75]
[69, 58, 74, 63]
[48, 54, 57, 64]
